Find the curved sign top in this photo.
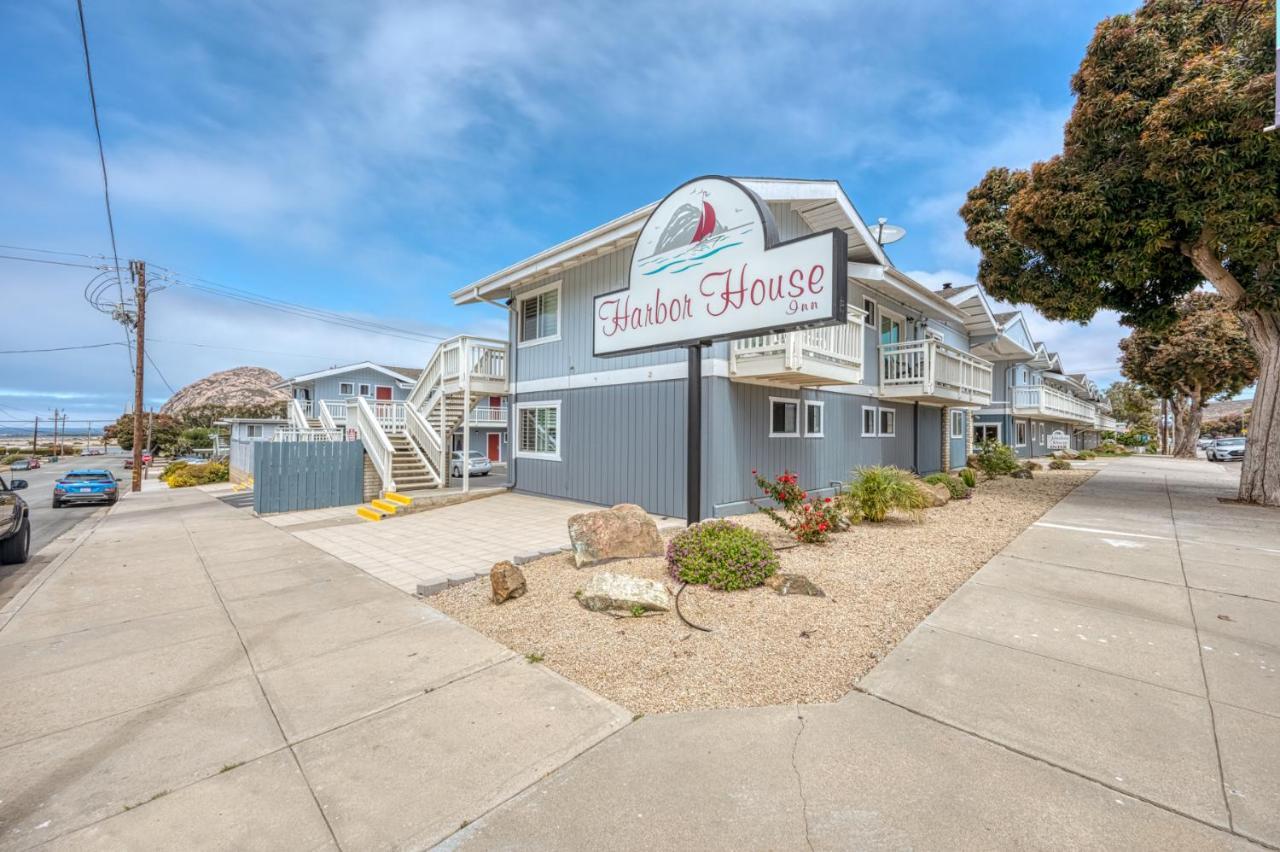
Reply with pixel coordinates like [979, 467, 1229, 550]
[594, 176, 848, 357]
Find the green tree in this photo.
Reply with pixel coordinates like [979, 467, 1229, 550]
[960, 0, 1278, 502]
[109, 412, 182, 454]
[1104, 381, 1157, 439]
[1120, 293, 1257, 457]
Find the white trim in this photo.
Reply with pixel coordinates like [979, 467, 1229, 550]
[862, 297, 877, 327]
[878, 406, 897, 437]
[358, 383, 372, 397]
[514, 400, 562, 461]
[1014, 419, 1028, 447]
[372, 384, 394, 400]
[338, 382, 355, 397]
[974, 421, 1002, 443]
[276, 361, 415, 386]
[804, 400, 824, 438]
[516, 280, 562, 349]
[861, 405, 878, 438]
[950, 409, 966, 439]
[769, 397, 800, 438]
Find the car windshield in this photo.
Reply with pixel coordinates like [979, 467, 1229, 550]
[453, 452, 486, 460]
[1218, 439, 1245, 446]
[63, 472, 112, 481]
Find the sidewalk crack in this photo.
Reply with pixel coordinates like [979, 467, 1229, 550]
[789, 708, 813, 852]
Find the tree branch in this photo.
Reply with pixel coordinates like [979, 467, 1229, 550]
[1180, 232, 1247, 303]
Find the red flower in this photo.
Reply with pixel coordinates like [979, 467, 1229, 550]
[824, 497, 832, 503]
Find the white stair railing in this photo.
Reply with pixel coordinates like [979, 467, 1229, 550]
[316, 400, 338, 432]
[351, 397, 395, 493]
[404, 404, 443, 486]
[287, 398, 310, 429]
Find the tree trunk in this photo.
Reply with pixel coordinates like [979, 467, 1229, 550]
[1172, 391, 1202, 459]
[1182, 238, 1280, 505]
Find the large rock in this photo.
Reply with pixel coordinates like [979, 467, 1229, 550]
[1010, 468, 1034, 480]
[159, 366, 289, 418]
[921, 482, 951, 508]
[764, 573, 825, 597]
[567, 503, 663, 568]
[578, 572, 671, 613]
[490, 561, 526, 604]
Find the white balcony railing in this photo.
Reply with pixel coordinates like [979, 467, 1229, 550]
[271, 426, 343, 443]
[730, 307, 865, 385]
[1012, 385, 1097, 423]
[322, 399, 348, 426]
[878, 339, 993, 404]
[469, 405, 508, 425]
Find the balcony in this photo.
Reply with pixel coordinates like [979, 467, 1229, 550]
[469, 405, 509, 426]
[878, 339, 993, 405]
[1012, 385, 1097, 424]
[729, 307, 865, 386]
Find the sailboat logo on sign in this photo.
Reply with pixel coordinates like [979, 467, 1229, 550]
[593, 176, 848, 357]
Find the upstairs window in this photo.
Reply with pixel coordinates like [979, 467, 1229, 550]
[863, 298, 877, 326]
[338, 382, 355, 396]
[518, 282, 561, 346]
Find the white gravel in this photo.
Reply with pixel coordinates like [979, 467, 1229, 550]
[431, 469, 1094, 714]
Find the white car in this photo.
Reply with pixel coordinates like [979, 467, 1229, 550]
[450, 450, 492, 478]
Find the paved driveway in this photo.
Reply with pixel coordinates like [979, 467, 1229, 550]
[284, 493, 681, 595]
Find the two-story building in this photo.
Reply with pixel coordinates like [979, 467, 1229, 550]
[449, 177, 1049, 519]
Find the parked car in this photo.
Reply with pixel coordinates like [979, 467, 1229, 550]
[122, 452, 153, 469]
[0, 474, 30, 565]
[8, 459, 32, 471]
[1196, 437, 1215, 450]
[450, 450, 492, 478]
[80, 447, 106, 456]
[1207, 437, 1246, 462]
[52, 469, 121, 508]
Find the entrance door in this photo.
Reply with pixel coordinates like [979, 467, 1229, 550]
[487, 433, 500, 462]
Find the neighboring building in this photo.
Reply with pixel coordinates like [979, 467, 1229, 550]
[217, 417, 287, 483]
[276, 362, 422, 418]
[449, 177, 1060, 519]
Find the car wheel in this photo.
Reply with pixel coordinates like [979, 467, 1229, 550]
[51, 499, 61, 509]
[108, 495, 118, 505]
[0, 516, 30, 565]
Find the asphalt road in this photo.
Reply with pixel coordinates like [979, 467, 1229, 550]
[10, 454, 133, 555]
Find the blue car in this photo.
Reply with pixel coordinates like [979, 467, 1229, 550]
[53, 469, 120, 508]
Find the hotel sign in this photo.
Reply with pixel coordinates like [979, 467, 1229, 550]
[593, 176, 848, 356]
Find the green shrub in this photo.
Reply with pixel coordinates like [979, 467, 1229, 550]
[1, 452, 24, 466]
[161, 460, 190, 483]
[958, 467, 977, 489]
[752, 469, 845, 543]
[666, 520, 779, 591]
[844, 466, 928, 523]
[973, 440, 1021, 479]
[165, 461, 229, 488]
[924, 472, 969, 500]
[1049, 459, 1072, 470]
[1078, 450, 1096, 459]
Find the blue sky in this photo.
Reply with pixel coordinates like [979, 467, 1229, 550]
[0, 0, 1136, 428]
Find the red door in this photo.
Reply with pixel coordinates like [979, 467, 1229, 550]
[487, 433, 500, 462]
[375, 386, 393, 401]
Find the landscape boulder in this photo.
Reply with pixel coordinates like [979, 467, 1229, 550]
[567, 503, 663, 568]
[1010, 468, 1034, 480]
[764, 573, 826, 597]
[921, 482, 951, 507]
[490, 561, 526, 604]
[578, 572, 671, 613]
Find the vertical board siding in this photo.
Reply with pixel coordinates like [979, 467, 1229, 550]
[253, 441, 365, 514]
[298, 367, 417, 406]
[916, 406, 943, 474]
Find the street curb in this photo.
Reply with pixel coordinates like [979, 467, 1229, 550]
[0, 499, 115, 632]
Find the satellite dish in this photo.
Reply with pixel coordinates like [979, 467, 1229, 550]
[873, 218, 906, 245]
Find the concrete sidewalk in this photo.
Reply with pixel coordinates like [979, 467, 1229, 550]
[0, 484, 628, 850]
[448, 457, 1277, 850]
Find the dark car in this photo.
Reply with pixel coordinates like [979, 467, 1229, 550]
[53, 469, 120, 508]
[1207, 437, 1246, 462]
[9, 458, 39, 471]
[0, 474, 30, 565]
[122, 452, 153, 469]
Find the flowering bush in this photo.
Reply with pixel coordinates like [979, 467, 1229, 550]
[666, 520, 779, 591]
[753, 469, 845, 543]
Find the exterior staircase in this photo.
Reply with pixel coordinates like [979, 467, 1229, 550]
[388, 434, 440, 491]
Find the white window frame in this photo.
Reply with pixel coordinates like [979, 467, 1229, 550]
[878, 306, 905, 346]
[517, 280, 562, 349]
[338, 381, 355, 397]
[1015, 420, 1028, 447]
[974, 422, 1001, 444]
[515, 401, 562, 461]
[359, 383, 372, 397]
[769, 397, 800, 438]
[861, 405, 878, 437]
[245, 424, 264, 439]
[373, 384, 393, 400]
[804, 400, 824, 438]
[950, 409, 966, 439]
[863, 297, 877, 327]
[878, 407, 897, 437]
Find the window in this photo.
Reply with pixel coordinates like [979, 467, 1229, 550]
[770, 398, 799, 437]
[974, 423, 1000, 444]
[879, 407, 897, 437]
[862, 406, 878, 437]
[950, 410, 966, 439]
[359, 383, 371, 397]
[1038, 423, 1046, 442]
[863, 298, 876, 326]
[1015, 420, 1027, 447]
[245, 424, 263, 439]
[338, 382, 354, 396]
[804, 401, 824, 437]
[516, 402, 560, 460]
[518, 281, 561, 346]
[879, 312, 903, 346]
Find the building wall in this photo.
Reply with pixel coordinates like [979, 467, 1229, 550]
[227, 422, 281, 481]
[293, 368, 414, 404]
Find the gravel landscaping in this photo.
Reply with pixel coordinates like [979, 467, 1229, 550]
[431, 468, 1095, 715]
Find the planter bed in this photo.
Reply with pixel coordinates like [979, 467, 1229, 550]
[431, 469, 1094, 714]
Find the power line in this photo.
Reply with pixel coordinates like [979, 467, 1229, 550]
[143, 348, 175, 395]
[0, 342, 124, 354]
[0, 243, 104, 259]
[0, 254, 109, 270]
[75, 0, 125, 305]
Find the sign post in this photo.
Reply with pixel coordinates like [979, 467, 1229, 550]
[593, 176, 848, 524]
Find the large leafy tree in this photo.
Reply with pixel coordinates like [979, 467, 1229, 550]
[960, 0, 1279, 502]
[1119, 293, 1257, 456]
[1105, 380, 1157, 438]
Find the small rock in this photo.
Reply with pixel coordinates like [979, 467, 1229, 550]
[920, 482, 951, 507]
[1010, 468, 1034, 480]
[764, 573, 826, 597]
[567, 503, 663, 568]
[490, 561, 526, 604]
[578, 572, 671, 613]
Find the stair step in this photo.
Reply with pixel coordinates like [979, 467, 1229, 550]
[371, 498, 399, 514]
[383, 492, 414, 507]
[355, 506, 386, 522]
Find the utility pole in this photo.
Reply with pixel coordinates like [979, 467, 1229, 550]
[146, 408, 154, 478]
[130, 260, 147, 493]
[31, 416, 38, 456]
[50, 408, 58, 459]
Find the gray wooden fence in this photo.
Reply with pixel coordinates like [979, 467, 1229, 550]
[253, 441, 365, 514]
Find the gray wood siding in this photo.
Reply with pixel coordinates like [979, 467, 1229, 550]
[916, 405, 943, 474]
[253, 441, 365, 514]
[294, 367, 413, 404]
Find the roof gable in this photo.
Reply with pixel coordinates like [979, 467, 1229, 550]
[277, 361, 416, 386]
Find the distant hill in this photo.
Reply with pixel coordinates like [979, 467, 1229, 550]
[159, 366, 288, 418]
[1202, 398, 1252, 420]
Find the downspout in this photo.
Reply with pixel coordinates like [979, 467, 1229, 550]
[475, 287, 517, 490]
